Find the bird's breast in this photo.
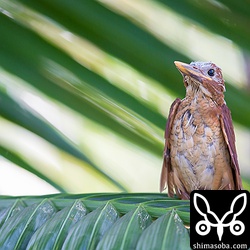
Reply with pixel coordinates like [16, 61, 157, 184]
[169, 95, 229, 191]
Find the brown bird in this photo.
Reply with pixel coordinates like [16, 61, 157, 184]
[160, 61, 242, 200]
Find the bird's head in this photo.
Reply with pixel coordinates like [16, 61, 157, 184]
[174, 61, 225, 106]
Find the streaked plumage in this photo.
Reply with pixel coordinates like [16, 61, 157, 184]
[160, 61, 242, 200]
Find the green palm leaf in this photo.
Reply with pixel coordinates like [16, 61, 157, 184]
[27, 200, 87, 249]
[0, 199, 56, 249]
[136, 210, 190, 250]
[0, 193, 190, 249]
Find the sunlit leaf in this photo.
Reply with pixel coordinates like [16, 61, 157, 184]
[0, 145, 65, 192]
[0, 0, 249, 198]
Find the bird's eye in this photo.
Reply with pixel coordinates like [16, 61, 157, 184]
[208, 69, 215, 76]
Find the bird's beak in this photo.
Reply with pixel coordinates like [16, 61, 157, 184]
[174, 61, 211, 83]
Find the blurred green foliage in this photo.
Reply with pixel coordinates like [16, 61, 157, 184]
[0, 0, 249, 193]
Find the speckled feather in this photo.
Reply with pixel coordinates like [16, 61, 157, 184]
[160, 61, 242, 200]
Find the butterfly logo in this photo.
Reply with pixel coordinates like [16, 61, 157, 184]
[193, 193, 247, 241]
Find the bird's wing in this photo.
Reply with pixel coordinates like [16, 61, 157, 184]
[160, 98, 181, 195]
[220, 104, 242, 190]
